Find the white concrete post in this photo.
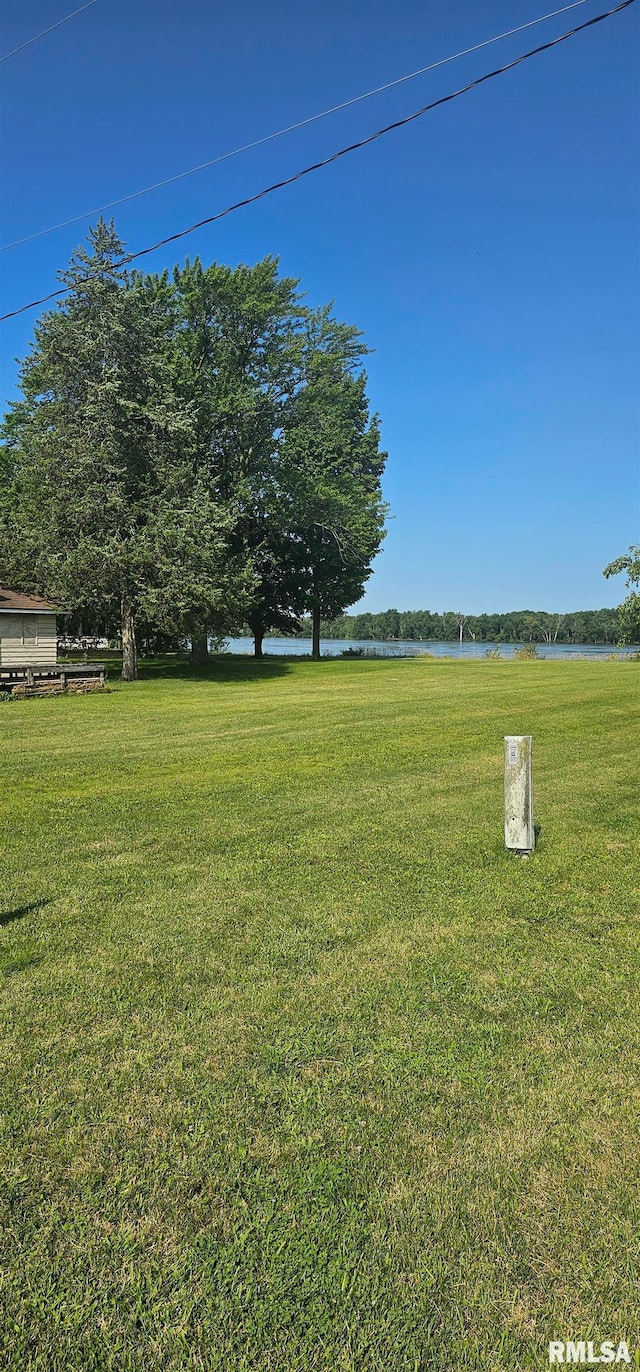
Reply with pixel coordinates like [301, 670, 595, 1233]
[504, 735, 535, 854]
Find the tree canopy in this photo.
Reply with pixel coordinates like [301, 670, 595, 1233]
[0, 222, 387, 674]
[278, 309, 387, 657]
[603, 546, 640, 646]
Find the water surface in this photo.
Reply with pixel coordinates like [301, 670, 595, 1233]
[224, 637, 634, 660]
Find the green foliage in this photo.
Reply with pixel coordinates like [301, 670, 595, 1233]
[165, 256, 308, 652]
[280, 310, 387, 656]
[0, 222, 251, 678]
[1, 225, 387, 672]
[0, 657, 638, 1368]
[603, 545, 640, 646]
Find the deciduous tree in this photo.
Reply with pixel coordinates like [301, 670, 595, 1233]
[604, 546, 640, 645]
[168, 256, 306, 658]
[280, 311, 387, 659]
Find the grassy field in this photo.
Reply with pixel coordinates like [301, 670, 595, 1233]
[1, 655, 638, 1371]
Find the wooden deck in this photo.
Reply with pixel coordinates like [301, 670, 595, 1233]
[0, 662, 108, 694]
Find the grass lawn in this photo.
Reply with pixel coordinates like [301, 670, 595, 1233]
[1, 655, 638, 1371]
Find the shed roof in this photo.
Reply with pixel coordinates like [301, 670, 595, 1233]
[0, 587, 60, 613]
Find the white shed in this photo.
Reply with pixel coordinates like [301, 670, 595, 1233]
[0, 588, 59, 668]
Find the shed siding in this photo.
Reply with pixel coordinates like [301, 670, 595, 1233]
[0, 613, 57, 666]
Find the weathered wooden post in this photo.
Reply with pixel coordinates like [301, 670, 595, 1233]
[504, 735, 535, 855]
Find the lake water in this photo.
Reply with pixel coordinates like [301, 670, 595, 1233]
[224, 637, 635, 660]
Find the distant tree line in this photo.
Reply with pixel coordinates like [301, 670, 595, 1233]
[0, 221, 387, 677]
[290, 606, 623, 645]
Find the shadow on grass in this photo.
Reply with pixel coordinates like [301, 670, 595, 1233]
[0, 898, 52, 927]
[1, 952, 42, 976]
[136, 653, 299, 685]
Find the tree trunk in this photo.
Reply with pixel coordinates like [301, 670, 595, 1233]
[121, 598, 137, 681]
[312, 607, 321, 661]
[249, 610, 264, 658]
[191, 633, 209, 665]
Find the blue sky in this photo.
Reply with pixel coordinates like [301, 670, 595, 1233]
[1, 0, 638, 614]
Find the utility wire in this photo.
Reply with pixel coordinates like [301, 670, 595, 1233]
[0, 0, 634, 325]
[1, 0, 594, 251]
[0, 0, 98, 63]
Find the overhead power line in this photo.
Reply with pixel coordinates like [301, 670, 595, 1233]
[0, 0, 98, 63]
[0, 0, 634, 325]
[1, 0, 595, 251]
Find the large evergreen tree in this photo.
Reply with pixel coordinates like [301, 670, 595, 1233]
[0, 223, 250, 678]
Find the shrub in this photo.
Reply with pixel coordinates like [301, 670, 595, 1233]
[514, 644, 540, 660]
